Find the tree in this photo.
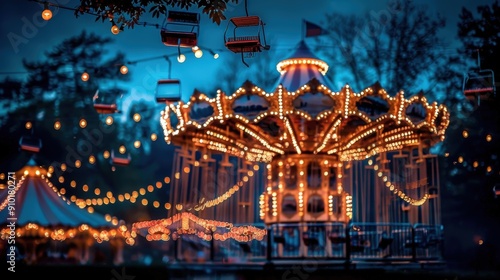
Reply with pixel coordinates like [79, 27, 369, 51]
[73, 0, 239, 27]
[23, 30, 129, 101]
[313, 0, 454, 98]
[443, 1, 500, 264]
[0, 31, 174, 223]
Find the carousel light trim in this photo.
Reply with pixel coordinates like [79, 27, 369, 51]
[315, 118, 342, 154]
[276, 58, 329, 75]
[345, 194, 353, 219]
[160, 78, 449, 163]
[0, 222, 136, 245]
[132, 212, 266, 242]
[191, 169, 255, 211]
[369, 161, 430, 206]
[0, 173, 136, 245]
[284, 117, 301, 154]
[235, 123, 285, 155]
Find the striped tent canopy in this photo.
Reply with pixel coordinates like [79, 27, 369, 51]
[274, 40, 334, 92]
[0, 159, 112, 229]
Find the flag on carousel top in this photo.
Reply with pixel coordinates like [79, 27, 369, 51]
[303, 20, 328, 38]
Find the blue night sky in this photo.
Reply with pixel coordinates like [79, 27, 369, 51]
[0, 0, 495, 104]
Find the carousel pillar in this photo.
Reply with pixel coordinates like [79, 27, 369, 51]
[79, 238, 93, 264]
[19, 239, 37, 264]
[111, 238, 124, 265]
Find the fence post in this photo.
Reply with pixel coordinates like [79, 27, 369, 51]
[411, 225, 417, 262]
[266, 226, 272, 262]
[345, 224, 351, 269]
[210, 230, 215, 262]
[174, 237, 179, 261]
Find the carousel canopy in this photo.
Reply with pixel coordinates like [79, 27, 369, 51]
[274, 40, 333, 91]
[0, 159, 112, 228]
[160, 41, 450, 163]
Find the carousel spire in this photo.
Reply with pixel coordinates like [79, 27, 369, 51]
[274, 40, 332, 91]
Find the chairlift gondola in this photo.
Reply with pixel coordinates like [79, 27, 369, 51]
[463, 50, 496, 106]
[156, 79, 181, 103]
[160, 10, 200, 48]
[494, 184, 500, 198]
[110, 149, 131, 166]
[93, 90, 120, 114]
[19, 133, 42, 153]
[224, 15, 270, 67]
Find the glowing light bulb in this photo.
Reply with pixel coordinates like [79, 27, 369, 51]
[81, 72, 89, 82]
[54, 121, 61, 130]
[111, 25, 120, 35]
[213, 53, 219, 59]
[177, 54, 186, 63]
[79, 118, 87, 128]
[194, 49, 203, 58]
[105, 116, 113, 125]
[133, 113, 141, 122]
[120, 65, 128, 74]
[42, 9, 52, 21]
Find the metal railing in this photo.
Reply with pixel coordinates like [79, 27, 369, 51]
[163, 222, 444, 263]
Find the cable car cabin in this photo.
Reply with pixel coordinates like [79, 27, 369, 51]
[224, 16, 270, 54]
[463, 69, 496, 104]
[93, 90, 119, 114]
[19, 135, 42, 153]
[494, 184, 500, 198]
[156, 79, 181, 103]
[161, 10, 200, 48]
[93, 103, 118, 114]
[110, 150, 131, 166]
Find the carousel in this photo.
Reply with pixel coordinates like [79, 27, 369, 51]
[136, 40, 450, 262]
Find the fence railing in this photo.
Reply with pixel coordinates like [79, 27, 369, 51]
[165, 222, 444, 263]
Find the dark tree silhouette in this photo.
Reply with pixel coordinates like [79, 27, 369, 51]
[313, 0, 452, 97]
[23, 31, 129, 101]
[439, 0, 500, 268]
[73, 0, 239, 26]
[0, 30, 174, 222]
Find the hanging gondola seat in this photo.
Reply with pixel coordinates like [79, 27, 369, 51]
[93, 90, 119, 114]
[19, 136, 42, 153]
[110, 150, 131, 166]
[161, 11, 199, 48]
[93, 103, 118, 114]
[224, 16, 269, 53]
[156, 79, 181, 103]
[463, 69, 496, 103]
[494, 184, 500, 198]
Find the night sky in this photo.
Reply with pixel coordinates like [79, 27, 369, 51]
[0, 0, 494, 101]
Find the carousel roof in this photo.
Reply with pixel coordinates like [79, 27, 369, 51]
[0, 159, 112, 228]
[160, 42, 450, 163]
[274, 40, 333, 91]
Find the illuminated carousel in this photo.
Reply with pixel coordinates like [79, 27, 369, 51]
[137, 40, 450, 262]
